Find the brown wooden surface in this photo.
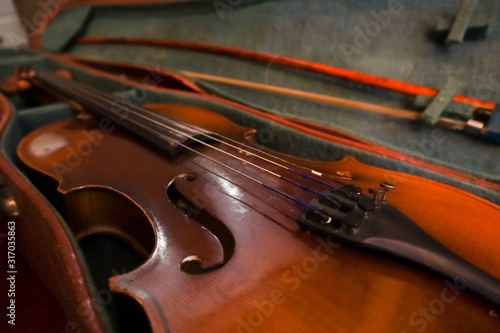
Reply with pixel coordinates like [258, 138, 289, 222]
[17, 103, 500, 332]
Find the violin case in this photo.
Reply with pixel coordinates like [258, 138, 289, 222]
[1, 1, 499, 332]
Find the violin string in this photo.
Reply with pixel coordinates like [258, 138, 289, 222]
[133, 115, 330, 221]
[40, 72, 341, 196]
[39, 71, 343, 190]
[44, 75, 328, 198]
[35, 72, 331, 220]
[179, 131, 345, 188]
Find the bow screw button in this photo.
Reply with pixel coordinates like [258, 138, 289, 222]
[380, 182, 396, 201]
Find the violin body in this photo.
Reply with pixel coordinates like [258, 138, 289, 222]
[17, 103, 500, 332]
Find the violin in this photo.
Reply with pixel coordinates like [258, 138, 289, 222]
[13, 69, 500, 332]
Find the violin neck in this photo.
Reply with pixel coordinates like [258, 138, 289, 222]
[30, 70, 215, 159]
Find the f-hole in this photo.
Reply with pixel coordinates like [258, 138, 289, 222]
[166, 173, 235, 274]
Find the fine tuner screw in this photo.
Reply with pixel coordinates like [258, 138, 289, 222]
[368, 188, 385, 202]
[380, 182, 396, 201]
[369, 182, 396, 202]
